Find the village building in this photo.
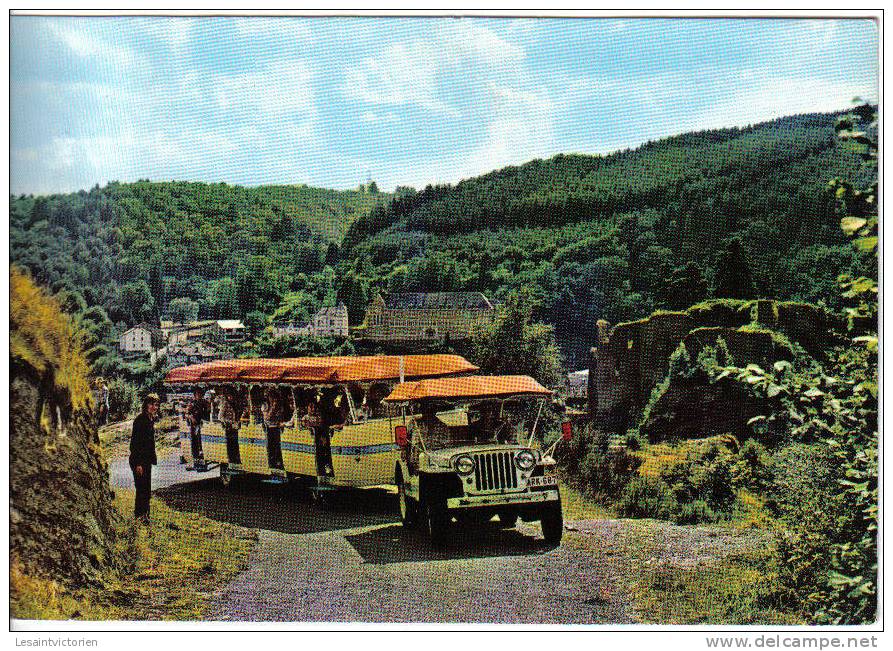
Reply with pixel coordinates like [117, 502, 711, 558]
[565, 369, 589, 406]
[166, 341, 228, 368]
[166, 319, 246, 346]
[215, 319, 246, 344]
[272, 303, 349, 339]
[119, 323, 164, 356]
[362, 292, 496, 342]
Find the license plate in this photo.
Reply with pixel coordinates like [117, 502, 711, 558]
[528, 474, 557, 488]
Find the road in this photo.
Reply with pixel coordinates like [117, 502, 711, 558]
[110, 450, 766, 624]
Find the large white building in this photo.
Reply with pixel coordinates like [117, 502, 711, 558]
[119, 323, 163, 355]
[362, 292, 495, 342]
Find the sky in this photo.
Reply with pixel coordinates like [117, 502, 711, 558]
[10, 16, 879, 196]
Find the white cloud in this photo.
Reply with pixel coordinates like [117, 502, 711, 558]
[340, 19, 556, 187]
[342, 20, 525, 116]
[213, 61, 315, 117]
[47, 20, 134, 64]
[344, 39, 457, 115]
[233, 17, 313, 42]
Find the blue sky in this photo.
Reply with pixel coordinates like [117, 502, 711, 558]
[10, 16, 878, 196]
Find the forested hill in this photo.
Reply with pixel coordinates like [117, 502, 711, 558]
[10, 181, 389, 328]
[9, 110, 875, 371]
[345, 111, 866, 241]
[338, 111, 874, 364]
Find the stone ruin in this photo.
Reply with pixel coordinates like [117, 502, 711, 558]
[588, 300, 837, 437]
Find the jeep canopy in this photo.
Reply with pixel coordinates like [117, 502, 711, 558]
[383, 375, 552, 403]
[164, 354, 478, 386]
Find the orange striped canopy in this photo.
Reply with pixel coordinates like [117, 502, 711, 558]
[384, 375, 552, 403]
[164, 354, 478, 385]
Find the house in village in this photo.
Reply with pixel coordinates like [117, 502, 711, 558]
[272, 303, 349, 339]
[565, 369, 589, 407]
[119, 323, 165, 357]
[215, 319, 246, 344]
[166, 319, 246, 346]
[361, 292, 496, 342]
[166, 341, 228, 368]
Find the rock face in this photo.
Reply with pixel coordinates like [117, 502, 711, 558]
[10, 267, 120, 589]
[10, 360, 119, 587]
[588, 300, 835, 435]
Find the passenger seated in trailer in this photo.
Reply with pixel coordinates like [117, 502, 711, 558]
[366, 383, 390, 419]
[186, 387, 210, 471]
[261, 386, 289, 476]
[302, 394, 333, 478]
[216, 386, 242, 468]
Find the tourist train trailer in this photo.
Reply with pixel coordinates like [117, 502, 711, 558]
[163, 355, 478, 492]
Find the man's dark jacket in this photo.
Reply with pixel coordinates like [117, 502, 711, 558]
[129, 412, 158, 466]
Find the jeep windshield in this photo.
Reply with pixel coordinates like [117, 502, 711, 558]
[384, 374, 554, 451]
[415, 403, 526, 451]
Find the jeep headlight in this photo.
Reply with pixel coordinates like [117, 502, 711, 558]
[454, 454, 475, 475]
[515, 450, 536, 472]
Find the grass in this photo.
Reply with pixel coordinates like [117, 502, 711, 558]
[633, 547, 801, 625]
[559, 480, 615, 521]
[11, 489, 256, 621]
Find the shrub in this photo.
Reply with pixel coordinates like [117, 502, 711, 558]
[673, 499, 719, 525]
[735, 439, 772, 492]
[619, 476, 677, 519]
[668, 342, 696, 378]
[686, 299, 752, 327]
[107, 378, 138, 422]
[579, 430, 642, 497]
[623, 429, 645, 451]
[660, 439, 737, 513]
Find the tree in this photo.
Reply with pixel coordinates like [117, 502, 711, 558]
[771, 102, 878, 624]
[336, 270, 369, 325]
[167, 297, 199, 324]
[471, 290, 563, 388]
[661, 261, 708, 309]
[116, 280, 155, 324]
[207, 277, 238, 317]
[243, 310, 269, 339]
[713, 237, 755, 299]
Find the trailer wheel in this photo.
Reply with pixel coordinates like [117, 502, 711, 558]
[397, 474, 417, 527]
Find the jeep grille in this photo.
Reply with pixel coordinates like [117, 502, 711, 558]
[473, 451, 519, 491]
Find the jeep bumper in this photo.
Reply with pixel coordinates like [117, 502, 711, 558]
[446, 489, 560, 509]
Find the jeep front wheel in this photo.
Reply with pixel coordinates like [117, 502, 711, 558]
[497, 510, 518, 528]
[540, 501, 563, 545]
[424, 499, 449, 546]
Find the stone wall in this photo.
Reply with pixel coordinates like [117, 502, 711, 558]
[588, 300, 835, 433]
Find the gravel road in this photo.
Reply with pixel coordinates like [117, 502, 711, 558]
[110, 450, 768, 624]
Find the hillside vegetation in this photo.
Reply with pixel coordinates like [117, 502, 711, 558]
[10, 180, 388, 327]
[340, 111, 874, 364]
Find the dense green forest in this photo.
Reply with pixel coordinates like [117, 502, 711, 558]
[340, 111, 874, 365]
[10, 110, 874, 373]
[10, 181, 388, 377]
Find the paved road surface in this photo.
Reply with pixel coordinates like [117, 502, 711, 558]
[110, 451, 765, 624]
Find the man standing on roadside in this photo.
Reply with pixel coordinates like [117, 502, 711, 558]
[130, 393, 160, 523]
